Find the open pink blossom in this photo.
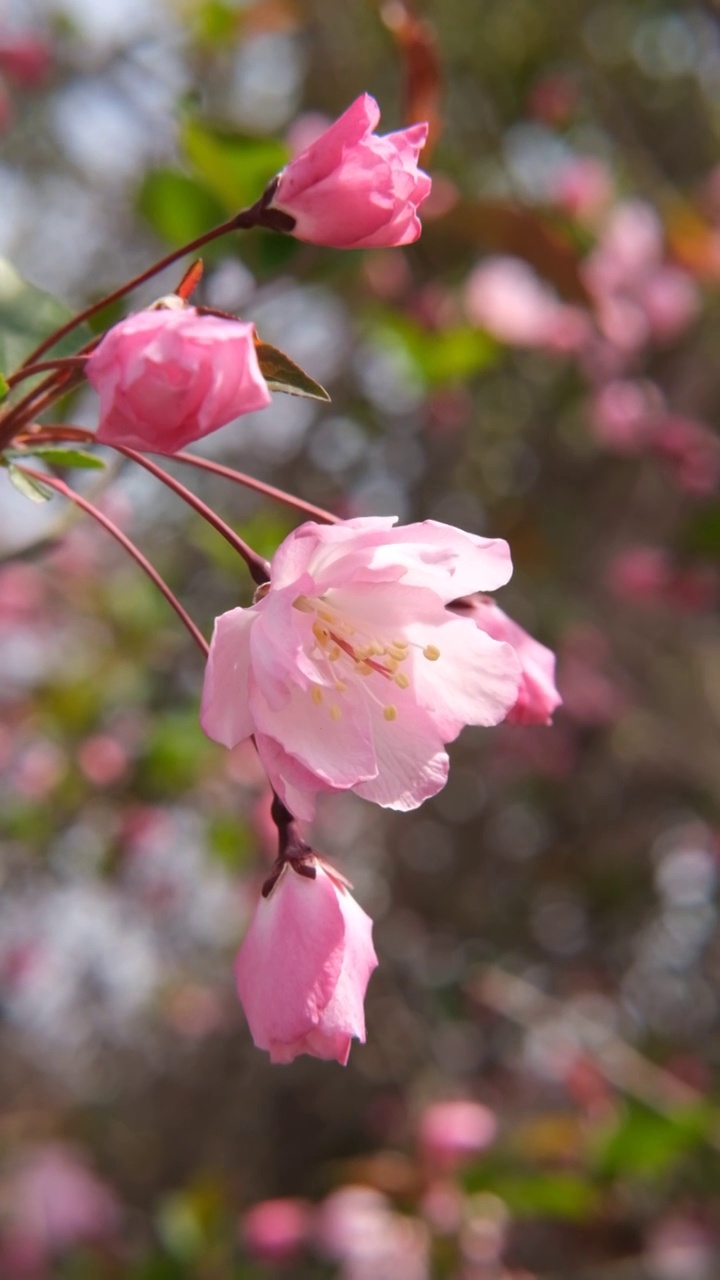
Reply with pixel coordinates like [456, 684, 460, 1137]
[235, 858, 377, 1065]
[450, 595, 561, 725]
[266, 94, 431, 248]
[86, 306, 271, 452]
[201, 517, 521, 820]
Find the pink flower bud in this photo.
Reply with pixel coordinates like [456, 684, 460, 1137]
[235, 858, 378, 1065]
[0, 34, 52, 88]
[418, 1101, 497, 1173]
[242, 1198, 312, 1263]
[86, 307, 271, 452]
[451, 595, 561, 726]
[267, 94, 431, 248]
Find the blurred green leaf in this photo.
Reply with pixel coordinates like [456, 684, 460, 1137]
[256, 340, 330, 401]
[7, 462, 53, 502]
[0, 372, 8, 401]
[371, 313, 499, 385]
[208, 814, 254, 868]
[191, 0, 241, 44]
[10, 445, 105, 470]
[182, 120, 288, 213]
[138, 169, 226, 247]
[592, 1101, 712, 1182]
[142, 711, 216, 793]
[0, 258, 90, 369]
[467, 1170, 598, 1220]
[679, 505, 720, 558]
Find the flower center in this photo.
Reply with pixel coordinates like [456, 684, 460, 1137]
[292, 593, 440, 721]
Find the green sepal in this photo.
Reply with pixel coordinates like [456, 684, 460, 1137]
[255, 340, 330, 402]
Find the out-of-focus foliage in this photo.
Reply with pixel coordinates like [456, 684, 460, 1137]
[2, 0, 720, 1276]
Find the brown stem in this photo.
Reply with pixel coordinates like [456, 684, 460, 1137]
[114, 445, 271, 585]
[18, 206, 265, 372]
[172, 451, 338, 525]
[6, 356, 88, 388]
[13, 466, 209, 656]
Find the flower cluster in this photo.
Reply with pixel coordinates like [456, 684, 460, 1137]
[1, 92, 560, 1068]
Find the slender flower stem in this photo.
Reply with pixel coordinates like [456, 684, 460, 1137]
[0, 336, 101, 450]
[114, 445, 271, 585]
[5, 356, 88, 388]
[13, 466, 209, 656]
[18, 207, 264, 371]
[172, 451, 338, 525]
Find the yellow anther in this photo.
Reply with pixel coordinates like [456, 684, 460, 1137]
[292, 595, 313, 612]
[329, 704, 342, 721]
[394, 672, 410, 689]
[311, 685, 323, 705]
[334, 680, 347, 693]
[356, 661, 374, 676]
[312, 620, 330, 645]
[318, 608, 337, 623]
[368, 641, 385, 656]
[328, 645, 341, 661]
[388, 645, 408, 663]
[391, 637, 408, 649]
[383, 705, 398, 721]
[423, 644, 441, 661]
[386, 658, 399, 675]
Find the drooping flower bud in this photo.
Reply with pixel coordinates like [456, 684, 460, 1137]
[235, 856, 377, 1065]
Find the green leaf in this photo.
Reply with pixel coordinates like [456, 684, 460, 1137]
[465, 1166, 597, 1221]
[0, 372, 8, 402]
[369, 313, 500, 386]
[592, 1101, 712, 1182]
[192, 0, 241, 43]
[138, 169, 227, 247]
[10, 445, 105, 470]
[6, 462, 53, 502]
[0, 258, 90, 370]
[181, 120, 288, 213]
[256, 340, 330, 401]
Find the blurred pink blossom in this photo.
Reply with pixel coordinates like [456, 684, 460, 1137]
[86, 307, 271, 452]
[583, 200, 699, 354]
[0, 1144, 120, 1274]
[0, 33, 52, 88]
[269, 94, 431, 249]
[235, 858, 377, 1065]
[553, 157, 613, 223]
[77, 734, 129, 787]
[316, 1186, 430, 1280]
[242, 1197, 312, 1263]
[589, 379, 662, 453]
[418, 1101, 497, 1173]
[465, 256, 589, 352]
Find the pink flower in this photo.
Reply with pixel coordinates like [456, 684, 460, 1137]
[235, 858, 377, 1065]
[201, 517, 521, 819]
[0, 1144, 120, 1273]
[242, 1198, 312, 1262]
[450, 595, 561, 725]
[86, 306, 271, 452]
[465, 256, 588, 352]
[266, 94, 431, 248]
[418, 1101, 497, 1173]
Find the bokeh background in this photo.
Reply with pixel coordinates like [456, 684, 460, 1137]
[2, 0, 720, 1275]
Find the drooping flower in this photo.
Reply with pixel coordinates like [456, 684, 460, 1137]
[235, 857, 377, 1065]
[201, 517, 521, 820]
[265, 94, 432, 249]
[86, 306, 271, 452]
[450, 595, 561, 725]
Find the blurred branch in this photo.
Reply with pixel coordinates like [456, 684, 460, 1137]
[379, 0, 442, 158]
[472, 967, 720, 1150]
